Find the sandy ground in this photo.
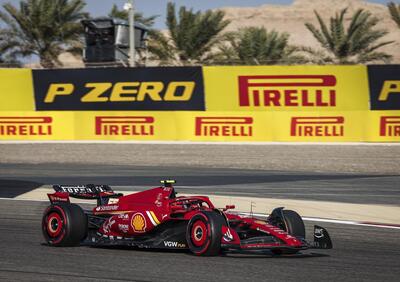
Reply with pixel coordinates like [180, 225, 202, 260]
[1, 143, 399, 223]
[0, 143, 399, 174]
[15, 187, 400, 224]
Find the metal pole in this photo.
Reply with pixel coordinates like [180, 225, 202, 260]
[129, 0, 135, 67]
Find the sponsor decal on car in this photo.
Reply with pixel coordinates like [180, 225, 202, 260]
[154, 193, 163, 207]
[163, 241, 186, 248]
[380, 116, 400, 137]
[96, 205, 119, 212]
[131, 213, 146, 232]
[146, 211, 161, 226]
[103, 219, 116, 233]
[0, 117, 52, 136]
[60, 186, 90, 194]
[48, 195, 69, 202]
[223, 229, 234, 242]
[117, 213, 129, 220]
[58, 185, 110, 194]
[95, 116, 154, 136]
[290, 116, 344, 137]
[195, 117, 253, 137]
[118, 224, 129, 233]
[314, 227, 324, 239]
[238, 75, 336, 107]
[108, 198, 119, 204]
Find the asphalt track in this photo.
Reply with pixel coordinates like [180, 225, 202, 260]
[0, 148, 399, 281]
[0, 199, 399, 282]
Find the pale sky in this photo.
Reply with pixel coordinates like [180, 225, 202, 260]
[0, 0, 396, 29]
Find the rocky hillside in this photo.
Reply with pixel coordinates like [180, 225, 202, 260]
[220, 0, 400, 63]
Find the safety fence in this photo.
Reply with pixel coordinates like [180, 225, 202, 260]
[0, 65, 399, 142]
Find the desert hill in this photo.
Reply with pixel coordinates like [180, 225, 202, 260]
[220, 0, 400, 63]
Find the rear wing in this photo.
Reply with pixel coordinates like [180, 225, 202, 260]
[48, 184, 122, 205]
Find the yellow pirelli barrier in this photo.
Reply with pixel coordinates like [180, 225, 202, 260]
[0, 111, 399, 142]
[0, 66, 398, 142]
[0, 69, 35, 111]
[203, 65, 369, 112]
[364, 111, 400, 142]
[0, 112, 74, 140]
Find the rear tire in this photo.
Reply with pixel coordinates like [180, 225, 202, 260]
[186, 211, 225, 256]
[42, 203, 87, 247]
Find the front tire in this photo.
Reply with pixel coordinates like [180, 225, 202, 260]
[186, 211, 225, 256]
[282, 210, 305, 238]
[42, 203, 87, 247]
[271, 210, 305, 255]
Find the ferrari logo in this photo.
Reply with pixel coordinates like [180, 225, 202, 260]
[131, 213, 146, 232]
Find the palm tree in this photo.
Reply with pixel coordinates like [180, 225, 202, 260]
[108, 4, 157, 27]
[388, 2, 400, 28]
[0, 0, 87, 68]
[148, 2, 230, 66]
[305, 8, 394, 64]
[214, 27, 307, 65]
[0, 52, 20, 67]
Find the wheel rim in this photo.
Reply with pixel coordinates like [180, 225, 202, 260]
[46, 212, 63, 238]
[191, 220, 207, 247]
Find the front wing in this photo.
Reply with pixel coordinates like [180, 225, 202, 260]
[221, 225, 332, 253]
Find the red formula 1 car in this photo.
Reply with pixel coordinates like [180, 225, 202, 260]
[42, 180, 332, 256]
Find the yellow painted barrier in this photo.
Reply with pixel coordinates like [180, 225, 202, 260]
[0, 111, 398, 142]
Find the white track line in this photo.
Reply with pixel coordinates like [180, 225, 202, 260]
[238, 212, 400, 230]
[0, 197, 399, 230]
[0, 141, 399, 145]
[0, 197, 47, 202]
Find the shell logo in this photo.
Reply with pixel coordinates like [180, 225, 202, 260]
[131, 213, 146, 232]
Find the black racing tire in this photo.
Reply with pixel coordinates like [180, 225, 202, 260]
[186, 211, 225, 256]
[282, 210, 305, 239]
[42, 203, 87, 247]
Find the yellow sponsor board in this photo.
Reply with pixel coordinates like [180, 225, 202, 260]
[0, 112, 74, 140]
[0, 111, 398, 142]
[190, 111, 365, 142]
[75, 112, 177, 141]
[203, 66, 369, 112]
[364, 111, 400, 142]
[0, 66, 396, 143]
[0, 69, 35, 111]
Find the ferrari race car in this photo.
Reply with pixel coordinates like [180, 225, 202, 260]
[42, 180, 332, 256]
